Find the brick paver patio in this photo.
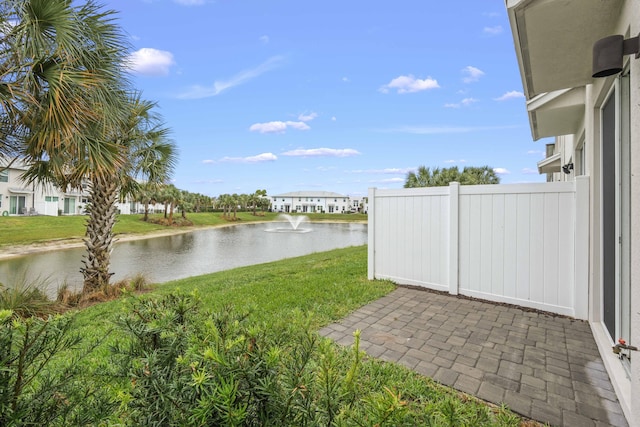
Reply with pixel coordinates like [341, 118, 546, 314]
[319, 287, 628, 427]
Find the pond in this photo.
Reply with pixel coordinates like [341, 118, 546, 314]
[0, 222, 367, 296]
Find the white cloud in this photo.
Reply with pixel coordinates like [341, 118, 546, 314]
[350, 168, 412, 174]
[178, 55, 285, 99]
[282, 148, 361, 158]
[249, 120, 310, 134]
[259, 35, 269, 44]
[462, 66, 485, 83]
[219, 153, 278, 163]
[331, 116, 337, 121]
[379, 74, 439, 94]
[446, 98, 479, 108]
[483, 25, 503, 35]
[444, 159, 467, 164]
[494, 90, 525, 101]
[202, 159, 215, 164]
[381, 125, 518, 134]
[493, 167, 511, 174]
[342, 77, 350, 82]
[522, 167, 539, 174]
[371, 177, 405, 184]
[298, 112, 318, 122]
[174, 0, 206, 5]
[126, 48, 175, 76]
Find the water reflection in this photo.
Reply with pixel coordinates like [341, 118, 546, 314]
[0, 222, 367, 295]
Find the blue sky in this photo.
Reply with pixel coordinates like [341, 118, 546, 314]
[108, 0, 549, 198]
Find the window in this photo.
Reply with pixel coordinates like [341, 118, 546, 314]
[0, 170, 7, 183]
[45, 196, 59, 202]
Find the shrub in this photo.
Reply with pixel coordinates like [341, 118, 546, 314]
[0, 310, 114, 426]
[111, 292, 371, 426]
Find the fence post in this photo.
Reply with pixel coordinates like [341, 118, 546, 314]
[449, 182, 459, 295]
[574, 176, 590, 320]
[368, 188, 376, 280]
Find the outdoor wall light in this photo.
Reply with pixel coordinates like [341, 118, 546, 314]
[592, 34, 640, 78]
[562, 163, 574, 174]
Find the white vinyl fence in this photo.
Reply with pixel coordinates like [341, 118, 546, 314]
[368, 177, 589, 319]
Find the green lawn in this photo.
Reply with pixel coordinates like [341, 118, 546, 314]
[4, 246, 523, 426]
[0, 211, 367, 247]
[0, 217, 527, 425]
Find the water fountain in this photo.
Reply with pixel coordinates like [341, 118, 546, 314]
[265, 213, 312, 233]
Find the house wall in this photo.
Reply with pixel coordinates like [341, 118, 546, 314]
[628, 3, 639, 424]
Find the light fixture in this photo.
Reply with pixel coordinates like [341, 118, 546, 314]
[562, 163, 574, 174]
[592, 33, 640, 78]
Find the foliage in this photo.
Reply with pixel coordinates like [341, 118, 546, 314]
[81, 94, 178, 293]
[0, 247, 524, 425]
[0, 275, 57, 318]
[0, 310, 113, 426]
[404, 166, 500, 188]
[109, 292, 522, 426]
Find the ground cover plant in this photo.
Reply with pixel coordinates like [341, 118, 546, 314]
[0, 246, 528, 426]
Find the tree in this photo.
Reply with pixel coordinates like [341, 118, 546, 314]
[81, 95, 176, 292]
[134, 182, 158, 222]
[459, 166, 500, 185]
[404, 166, 500, 188]
[2, 0, 129, 177]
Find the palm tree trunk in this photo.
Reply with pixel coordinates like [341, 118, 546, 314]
[143, 201, 149, 221]
[82, 175, 118, 292]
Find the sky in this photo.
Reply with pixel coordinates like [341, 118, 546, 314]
[105, 0, 550, 198]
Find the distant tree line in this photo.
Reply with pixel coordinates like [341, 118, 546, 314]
[404, 166, 500, 188]
[133, 185, 270, 223]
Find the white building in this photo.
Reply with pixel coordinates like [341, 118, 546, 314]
[270, 191, 352, 214]
[506, 0, 639, 423]
[0, 160, 71, 216]
[0, 159, 164, 216]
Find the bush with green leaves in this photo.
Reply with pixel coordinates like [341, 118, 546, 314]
[0, 310, 114, 426]
[110, 292, 522, 426]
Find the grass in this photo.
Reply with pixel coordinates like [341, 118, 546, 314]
[34, 246, 529, 425]
[0, 211, 367, 248]
[0, 217, 530, 425]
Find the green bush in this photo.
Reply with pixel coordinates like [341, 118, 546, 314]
[0, 310, 114, 426]
[111, 292, 372, 426]
[109, 292, 521, 426]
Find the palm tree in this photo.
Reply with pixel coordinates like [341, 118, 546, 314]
[81, 95, 176, 291]
[135, 182, 158, 221]
[405, 165, 499, 188]
[460, 166, 500, 185]
[2, 0, 129, 175]
[405, 166, 435, 188]
[230, 194, 240, 220]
